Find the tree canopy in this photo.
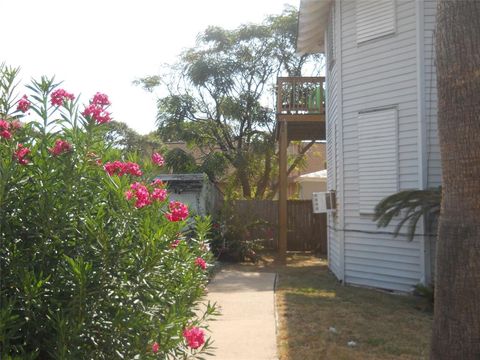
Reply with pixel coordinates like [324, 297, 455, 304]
[138, 6, 323, 198]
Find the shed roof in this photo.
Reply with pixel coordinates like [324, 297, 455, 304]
[297, 0, 332, 55]
[295, 169, 327, 183]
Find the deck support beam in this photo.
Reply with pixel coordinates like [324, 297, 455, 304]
[278, 120, 288, 263]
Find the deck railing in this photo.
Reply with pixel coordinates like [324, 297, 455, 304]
[276, 76, 325, 116]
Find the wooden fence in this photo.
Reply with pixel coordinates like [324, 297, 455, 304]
[231, 200, 327, 254]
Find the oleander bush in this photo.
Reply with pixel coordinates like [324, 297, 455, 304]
[0, 65, 215, 359]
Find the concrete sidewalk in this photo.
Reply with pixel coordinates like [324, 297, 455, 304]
[205, 269, 278, 360]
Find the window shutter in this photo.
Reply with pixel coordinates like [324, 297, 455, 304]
[356, 0, 395, 44]
[358, 108, 398, 214]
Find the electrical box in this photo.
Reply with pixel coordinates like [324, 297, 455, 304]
[312, 191, 337, 213]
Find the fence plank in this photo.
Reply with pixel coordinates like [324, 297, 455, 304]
[230, 200, 327, 254]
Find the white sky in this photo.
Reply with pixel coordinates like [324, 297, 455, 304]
[1, 0, 298, 134]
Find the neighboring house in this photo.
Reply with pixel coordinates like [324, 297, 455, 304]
[297, 0, 439, 291]
[295, 169, 328, 200]
[154, 173, 223, 217]
[287, 142, 326, 198]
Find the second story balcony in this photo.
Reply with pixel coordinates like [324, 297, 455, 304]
[276, 76, 325, 141]
[277, 76, 325, 122]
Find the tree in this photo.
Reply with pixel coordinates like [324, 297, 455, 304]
[431, 1, 480, 358]
[103, 120, 165, 158]
[139, 6, 322, 198]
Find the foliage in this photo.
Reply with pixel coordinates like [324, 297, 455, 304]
[103, 120, 166, 160]
[209, 202, 274, 263]
[164, 147, 228, 182]
[138, 6, 323, 199]
[0, 65, 216, 359]
[373, 187, 441, 241]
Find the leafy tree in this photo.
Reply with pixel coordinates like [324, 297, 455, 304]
[138, 6, 322, 199]
[103, 120, 165, 159]
[431, 1, 480, 358]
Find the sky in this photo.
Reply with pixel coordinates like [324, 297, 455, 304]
[1, 0, 298, 134]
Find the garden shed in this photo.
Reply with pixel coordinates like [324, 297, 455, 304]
[154, 173, 223, 217]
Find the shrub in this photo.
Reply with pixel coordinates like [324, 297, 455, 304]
[0, 65, 216, 359]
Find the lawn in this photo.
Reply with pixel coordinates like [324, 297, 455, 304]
[248, 253, 432, 360]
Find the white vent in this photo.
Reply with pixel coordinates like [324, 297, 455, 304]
[358, 108, 398, 214]
[356, 0, 396, 44]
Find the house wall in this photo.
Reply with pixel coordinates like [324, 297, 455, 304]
[326, 0, 343, 280]
[327, 0, 429, 292]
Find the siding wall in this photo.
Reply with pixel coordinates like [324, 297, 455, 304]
[334, 0, 423, 292]
[326, 1, 342, 280]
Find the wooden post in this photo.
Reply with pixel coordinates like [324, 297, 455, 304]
[278, 120, 288, 263]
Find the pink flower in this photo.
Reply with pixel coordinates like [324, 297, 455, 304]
[17, 95, 30, 112]
[183, 327, 205, 349]
[51, 88, 75, 106]
[165, 201, 189, 222]
[0, 130, 12, 140]
[151, 188, 167, 202]
[126, 182, 152, 209]
[124, 190, 133, 200]
[82, 104, 111, 124]
[151, 152, 165, 166]
[0, 119, 10, 131]
[14, 144, 30, 165]
[104, 161, 142, 177]
[151, 342, 160, 354]
[82, 92, 112, 124]
[92, 92, 110, 106]
[195, 257, 207, 270]
[11, 120, 22, 130]
[151, 178, 164, 187]
[50, 139, 72, 156]
[170, 239, 181, 249]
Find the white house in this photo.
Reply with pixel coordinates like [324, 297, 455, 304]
[297, 0, 440, 291]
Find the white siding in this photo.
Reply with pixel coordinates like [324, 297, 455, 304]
[358, 108, 398, 214]
[326, 1, 342, 280]
[339, 0, 422, 292]
[356, 0, 396, 44]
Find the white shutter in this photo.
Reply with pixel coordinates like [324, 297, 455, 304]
[358, 108, 398, 214]
[356, 0, 396, 44]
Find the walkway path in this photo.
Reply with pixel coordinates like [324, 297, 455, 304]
[205, 268, 278, 360]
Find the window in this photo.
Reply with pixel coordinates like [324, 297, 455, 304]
[358, 108, 398, 214]
[356, 0, 396, 44]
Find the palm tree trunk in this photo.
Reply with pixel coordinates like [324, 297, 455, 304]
[431, 1, 480, 358]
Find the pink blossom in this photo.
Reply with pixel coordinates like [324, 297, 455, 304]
[104, 161, 142, 177]
[82, 104, 111, 124]
[183, 327, 205, 349]
[17, 95, 30, 112]
[14, 144, 30, 165]
[165, 201, 189, 222]
[51, 88, 75, 106]
[92, 92, 110, 106]
[0, 119, 10, 131]
[151, 188, 167, 202]
[126, 182, 151, 209]
[50, 139, 72, 156]
[10, 120, 22, 130]
[151, 178, 164, 187]
[0, 130, 12, 140]
[151, 342, 160, 354]
[195, 257, 207, 270]
[151, 152, 165, 166]
[124, 190, 133, 200]
[170, 239, 181, 249]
